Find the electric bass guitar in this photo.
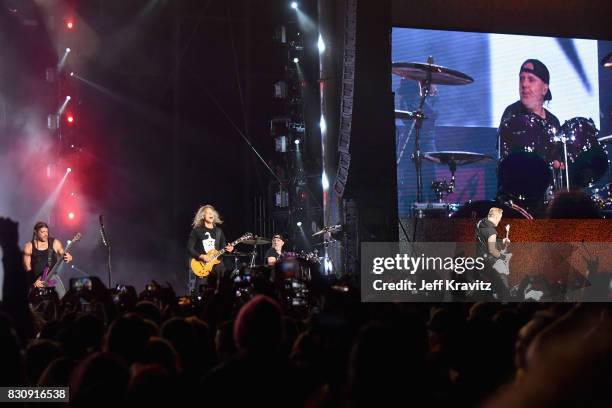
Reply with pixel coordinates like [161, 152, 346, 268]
[492, 224, 511, 275]
[190, 232, 253, 278]
[40, 232, 82, 287]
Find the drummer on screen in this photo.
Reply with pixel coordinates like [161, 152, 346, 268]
[499, 59, 561, 131]
[265, 233, 285, 266]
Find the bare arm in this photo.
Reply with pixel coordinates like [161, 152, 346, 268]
[22, 242, 33, 272]
[54, 240, 72, 263]
[267, 256, 278, 266]
[487, 234, 502, 258]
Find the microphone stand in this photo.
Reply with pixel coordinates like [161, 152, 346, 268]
[99, 215, 113, 288]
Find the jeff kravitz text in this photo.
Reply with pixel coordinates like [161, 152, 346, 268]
[370, 254, 492, 292]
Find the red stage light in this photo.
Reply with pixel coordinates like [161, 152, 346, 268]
[67, 114, 75, 124]
[68, 212, 75, 220]
[66, 21, 74, 29]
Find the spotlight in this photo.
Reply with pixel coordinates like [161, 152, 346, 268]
[318, 34, 326, 53]
[320, 115, 327, 134]
[66, 95, 72, 100]
[66, 47, 71, 53]
[291, 2, 298, 9]
[70, 72, 74, 77]
[321, 171, 330, 191]
[296, 221, 302, 227]
[293, 57, 299, 63]
[67, 167, 72, 173]
[68, 212, 75, 220]
[66, 114, 75, 124]
[294, 138, 300, 145]
[66, 21, 74, 29]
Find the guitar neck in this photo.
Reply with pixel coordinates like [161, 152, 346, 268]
[44, 241, 75, 282]
[214, 249, 226, 260]
[211, 237, 246, 261]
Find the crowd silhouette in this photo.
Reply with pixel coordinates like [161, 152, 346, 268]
[1, 215, 612, 407]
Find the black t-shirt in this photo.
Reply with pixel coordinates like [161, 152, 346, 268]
[264, 247, 282, 265]
[499, 100, 561, 131]
[31, 238, 57, 278]
[187, 226, 226, 258]
[475, 219, 498, 259]
[498, 101, 561, 157]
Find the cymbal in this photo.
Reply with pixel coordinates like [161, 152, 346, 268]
[598, 135, 612, 145]
[392, 62, 474, 85]
[423, 151, 493, 166]
[242, 237, 271, 245]
[313, 239, 342, 247]
[312, 224, 342, 237]
[223, 251, 251, 257]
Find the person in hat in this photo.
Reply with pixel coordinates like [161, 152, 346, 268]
[265, 234, 285, 266]
[496, 59, 563, 202]
[499, 59, 561, 130]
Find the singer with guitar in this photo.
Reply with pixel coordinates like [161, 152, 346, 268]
[22, 221, 73, 295]
[475, 207, 511, 300]
[187, 205, 235, 292]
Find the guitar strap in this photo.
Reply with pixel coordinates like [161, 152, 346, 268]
[475, 220, 484, 244]
[47, 238, 55, 267]
[214, 227, 221, 250]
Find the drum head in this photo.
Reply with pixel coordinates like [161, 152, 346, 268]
[451, 200, 533, 219]
[498, 151, 552, 201]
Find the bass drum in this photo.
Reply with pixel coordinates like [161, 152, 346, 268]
[451, 200, 533, 219]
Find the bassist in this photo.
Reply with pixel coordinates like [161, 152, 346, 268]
[22, 221, 73, 292]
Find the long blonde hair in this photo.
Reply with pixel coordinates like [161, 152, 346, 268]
[192, 204, 223, 227]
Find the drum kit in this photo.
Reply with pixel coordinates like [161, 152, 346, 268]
[222, 226, 344, 308]
[393, 58, 611, 219]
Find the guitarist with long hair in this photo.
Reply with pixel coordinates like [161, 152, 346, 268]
[22, 221, 73, 293]
[187, 205, 234, 292]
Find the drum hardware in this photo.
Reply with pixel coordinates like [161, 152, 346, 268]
[223, 251, 251, 272]
[551, 130, 571, 192]
[242, 236, 272, 245]
[423, 151, 493, 202]
[450, 200, 533, 220]
[312, 224, 342, 237]
[395, 110, 425, 120]
[431, 179, 455, 201]
[411, 202, 458, 218]
[242, 236, 272, 267]
[391, 61, 475, 85]
[598, 135, 612, 145]
[313, 239, 340, 247]
[392, 57, 474, 202]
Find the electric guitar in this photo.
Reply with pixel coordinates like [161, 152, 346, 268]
[492, 224, 512, 275]
[40, 232, 82, 287]
[190, 232, 253, 278]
